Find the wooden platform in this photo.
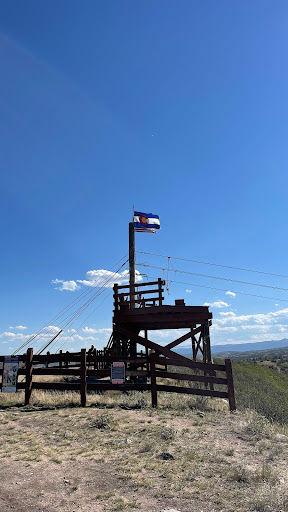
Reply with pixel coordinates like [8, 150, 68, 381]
[113, 304, 212, 330]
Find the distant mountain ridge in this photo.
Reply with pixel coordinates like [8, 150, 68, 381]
[177, 338, 288, 357]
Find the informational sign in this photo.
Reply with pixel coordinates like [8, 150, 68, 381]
[111, 361, 125, 384]
[2, 356, 19, 393]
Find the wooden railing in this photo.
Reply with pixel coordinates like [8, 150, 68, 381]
[0, 349, 236, 411]
[113, 278, 165, 311]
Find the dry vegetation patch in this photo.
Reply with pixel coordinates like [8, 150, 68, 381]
[0, 390, 287, 511]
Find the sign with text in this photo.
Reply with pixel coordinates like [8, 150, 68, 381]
[2, 356, 19, 392]
[111, 361, 125, 384]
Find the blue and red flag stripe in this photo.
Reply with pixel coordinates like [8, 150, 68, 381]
[133, 211, 160, 231]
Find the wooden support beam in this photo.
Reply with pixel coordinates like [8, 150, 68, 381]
[80, 349, 87, 407]
[156, 385, 229, 399]
[165, 330, 194, 350]
[150, 352, 158, 407]
[117, 280, 164, 290]
[115, 325, 203, 364]
[167, 321, 212, 352]
[225, 359, 236, 412]
[25, 348, 33, 406]
[155, 371, 227, 385]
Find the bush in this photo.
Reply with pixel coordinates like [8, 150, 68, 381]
[231, 361, 288, 424]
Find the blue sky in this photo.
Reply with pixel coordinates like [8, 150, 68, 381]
[1, 0, 288, 355]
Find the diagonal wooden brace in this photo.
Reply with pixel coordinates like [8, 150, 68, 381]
[165, 321, 212, 350]
[115, 325, 196, 363]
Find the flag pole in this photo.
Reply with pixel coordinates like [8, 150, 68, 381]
[129, 221, 135, 310]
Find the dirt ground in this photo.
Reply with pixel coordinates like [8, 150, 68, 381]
[0, 394, 287, 512]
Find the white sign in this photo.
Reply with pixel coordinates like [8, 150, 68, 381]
[2, 356, 19, 393]
[111, 362, 125, 384]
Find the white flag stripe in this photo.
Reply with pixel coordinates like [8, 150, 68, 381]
[133, 215, 160, 226]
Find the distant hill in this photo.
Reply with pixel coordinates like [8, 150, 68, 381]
[177, 338, 288, 357]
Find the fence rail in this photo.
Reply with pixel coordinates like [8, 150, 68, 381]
[0, 348, 236, 411]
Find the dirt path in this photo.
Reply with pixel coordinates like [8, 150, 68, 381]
[0, 404, 287, 511]
[0, 459, 214, 512]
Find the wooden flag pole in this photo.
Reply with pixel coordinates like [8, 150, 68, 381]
[129, 221, 135, 310]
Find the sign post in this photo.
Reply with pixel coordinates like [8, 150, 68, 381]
[2, 356, 19, 392]
[111, 361, 125, 385]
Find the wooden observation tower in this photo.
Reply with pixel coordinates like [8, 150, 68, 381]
[106, 222, 213, 363]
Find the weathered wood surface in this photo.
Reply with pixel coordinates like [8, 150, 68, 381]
[114, 305, 212, 327]
[225, 359, 236, 412]
[80, 348, 87, 407]
[155, 371, 228, 385]
[165, 321, 212, 349]
[117, 280, 164, 290]
[150, 352, 157, 407]
[156, 385, 229, 399]
[154, 356, 226, 372]
[24, 348, 33, 405]
[1, 347, 236, 412]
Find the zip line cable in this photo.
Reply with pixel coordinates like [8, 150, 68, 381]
[36, 263, 129, 354]
[144, 274, 288, 304]
[54, 289, 113, 353]
[13, 255, 128, 355]
[136, 251, 288, 279]
[36, 262, 128, 354]
[136, 263, 288, 292]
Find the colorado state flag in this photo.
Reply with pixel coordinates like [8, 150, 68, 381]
[133, 211, 160, 233]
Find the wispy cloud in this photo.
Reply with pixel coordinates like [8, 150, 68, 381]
[226, 291, 236, 298]
[52, 279, 80, 292]
[9, 325, 27, 330]
[203, 301, 229, 309]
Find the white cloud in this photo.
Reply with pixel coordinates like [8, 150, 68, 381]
[216, 307, 288, 326]
[52, 279, 80, 292]
[9, 325, 27, 330]
[52, 268, 142, 292]
[45, 325, 60, 333]
[186, 289, 192, 293]
[0, 331, 31, 340]
[240, 325, 271, 332]
[83, 327, 112, 335]
[77, 269, 142, 289]
[212, 325, 238, 332]
[83, 327, 97, 334]
[226, 291, 236, 298]
[219, 311, 236, 317]
[203, 301, 229, 309]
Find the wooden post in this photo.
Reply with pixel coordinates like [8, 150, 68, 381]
[192, 333, 196, 361]
[225, 359, 236, 412]
[80, 349, 87, 407]
[25, 348, 33, 406]
[204, 320, 212, 363]
[145, 331, 149, 372]
[113, 283, 119, 311]
[204, 320, 214, 390]
[158, 278, 163, 306]
[150, 351, 158, 407]
[59, 349, 63, 368]
[129, 222, 135, 309]
[93, 348, 97, 370]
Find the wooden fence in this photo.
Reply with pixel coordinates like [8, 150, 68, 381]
[0, 349, 236, 411]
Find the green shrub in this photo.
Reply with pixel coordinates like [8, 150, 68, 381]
[231, 361, 288, 424]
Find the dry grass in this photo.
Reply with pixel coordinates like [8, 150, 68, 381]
[0, 388, 287, 511]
